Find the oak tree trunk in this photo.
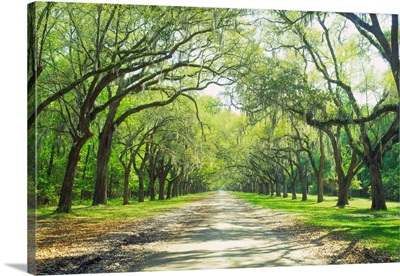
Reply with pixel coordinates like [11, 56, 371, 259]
[166, 180, 172, 199]
[275, 181, 281, 197]
[147, 152, 157, 201]
[123, 169, 130, 205]
[299, 166, 307, 201]
[46, 143, 56, 177]
[317, 170, 324, 203]
[158, 177, 166, 200]
[92, 100, 119, 205]
[172, 179, 178, 198]
[324, 127, 359, 207]
[317, 130, 325, 203]
[56, 135, 91, 213]
[270, 181, 274, 196]
[336, 179, 350, 206]
[291, 180, 297, 200]
[138, 171, 145, 202]
[283, 181, 288, 198]
[360, 123, 391, 210]
[265, 182, 270, 195]
[368, 158, 387, 210]
[92, 129, 114, 205]
[258, 182, 264, 194]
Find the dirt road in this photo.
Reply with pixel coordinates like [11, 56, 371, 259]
[38, 191, 367, 274]
[142, 191, 328, 271]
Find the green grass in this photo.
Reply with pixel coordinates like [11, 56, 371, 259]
[34, 191, 399, 258]
[232, 192, 400, 258]
[36, 192, 216, 222]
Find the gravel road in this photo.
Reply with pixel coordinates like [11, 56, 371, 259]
[142, 191, 329, 271]
[38, 191, 385, 274]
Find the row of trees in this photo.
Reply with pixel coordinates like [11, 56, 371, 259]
[221, 109, 399, 203]
[28, 2, 249, 212]
[28, 2, 261, 213]
[223, 11, 399, 210]
[28, 3, 398, 213]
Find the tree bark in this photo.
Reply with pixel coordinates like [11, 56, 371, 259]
[138, 171, 145, 202]
[133, 143, 149, 203]
[335, 151, 359, 207]
[158, 158, 172, 200]
[147, 144, 157, 201]
[336, 175, 352, 206]
[92, 129, 114, 205]
[258, 182, 264, 194]
[270, 181, 275, 196]
[287, 153, 297, 200]
[148, 169, 156, 201]
[46, 142, 56, 177]
[275, 182, 281, 197]
[283, 181, 288, 198]
[92, 98, 120, 205]
[167, 168, 180, 199]
[289, 163, 297, 200]
[158, 175, 166, 200]
[317, 130, 325, 203]
[322, 127, 360, 207]
[81, 144, 91, 180]
[301, 161, 308, 201]
[265, 182, 270, 195]
[300, 175, 307, 201]
[123, 169, 131, 205]
[172, 178, 178, 198]
[56, 135, 91, 213]
[316, 169, 324, 203]
[367, 155, 387, 210]
[291, 180, 297, 200]
[369, 163, 387, 210]
[358, 116, 397, 210]
[166, 180, 173, 199]
[179, 177, 185, 196]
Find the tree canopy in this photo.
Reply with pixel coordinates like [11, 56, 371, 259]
[28, 2, 399, 213]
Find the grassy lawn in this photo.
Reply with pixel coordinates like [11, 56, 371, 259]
[36, 192, 216, 222]
[33, 192, 217, 263]
[232, 192, 400, 258]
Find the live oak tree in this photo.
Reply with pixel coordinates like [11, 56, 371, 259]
[232, 11, 398, 210]
[116, 119, 146, 205]
[29, 2, 247, 212]
[274, 11, 398, 210]
[131, 118, 172, 202]
[27, 2, 56, 102]
[284, 117, 326, 202]
[29, 3, 399, 213]
[336, 13, 399, 210]
[114, 93, 214, 203]
[88, 6, 247, 206]
[300, 129, 326, 203]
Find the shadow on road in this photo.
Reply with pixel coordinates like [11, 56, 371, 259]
[36, 191, 332, 274]
[143, 191, 325, 271]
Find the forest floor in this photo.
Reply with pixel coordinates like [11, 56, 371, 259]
[36, 191, 395, 274]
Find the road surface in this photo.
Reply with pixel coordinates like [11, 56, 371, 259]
[142, 191, 327, 271]
[38, 191, 352, 274]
